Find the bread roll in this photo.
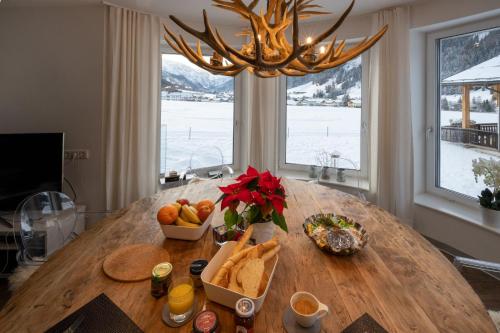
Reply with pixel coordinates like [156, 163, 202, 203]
[238, 258, 265, 298]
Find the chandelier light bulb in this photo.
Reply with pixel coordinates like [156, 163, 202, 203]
[306, 36, 313, 45]
[319, 46, 326, 54]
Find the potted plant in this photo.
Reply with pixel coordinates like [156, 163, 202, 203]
[217, 166, 288, 243]
[472, 157, 500, 225]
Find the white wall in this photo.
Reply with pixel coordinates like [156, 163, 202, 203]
[0, 5, 106, 220]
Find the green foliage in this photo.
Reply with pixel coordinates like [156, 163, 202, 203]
[272, 211, 288, 233]
[478, 188, 500, 210]
[224, 209, 241, 229]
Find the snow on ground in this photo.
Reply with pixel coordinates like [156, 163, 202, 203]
[160, 100, 500, 199]
[160, 101, 234, 173]
[160, 101, 361, 172]
[285, 105, 360, 168]
[440, 142, 500, 197]
[440, 110, 500, 197]
[441, 110, 498, 125]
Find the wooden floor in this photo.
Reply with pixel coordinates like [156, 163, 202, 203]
[425, 237, 500, 311]
[0, 238, 498, 312]
[0, 278, 10, 310]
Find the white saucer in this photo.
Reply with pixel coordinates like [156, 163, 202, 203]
[283, 306, 321, 333]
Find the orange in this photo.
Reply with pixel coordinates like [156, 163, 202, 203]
[157, 205, 179, 225]
[196, 199, 215, 212]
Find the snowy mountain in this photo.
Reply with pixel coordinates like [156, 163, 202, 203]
[287, 56, 362, 104]
[162, 58, 233, 93]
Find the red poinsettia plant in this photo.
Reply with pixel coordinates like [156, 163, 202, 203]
[217, 166, 288, 232]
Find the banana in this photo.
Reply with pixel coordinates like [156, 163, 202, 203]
[189, 205, 198, 214]
[180, 205, 202, 224]
[175, 217, 199, 228]
[172, 202, 182, 212]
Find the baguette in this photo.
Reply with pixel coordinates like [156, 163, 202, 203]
[231, 225, 254, 255]
[211, 237, 280, 286]
[211, 246, 254, 285]
[261, 245, 281, 262]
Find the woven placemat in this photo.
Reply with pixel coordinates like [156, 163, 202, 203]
[103, 244, 170, 282]
[341, 313, 388, 333]
[45, 293, 143, 333]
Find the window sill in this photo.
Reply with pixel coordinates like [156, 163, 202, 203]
[414, 193, 500, 236]
[277, 169, 370, 192]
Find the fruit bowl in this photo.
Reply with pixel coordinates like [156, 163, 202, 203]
[160, 210, 214, 240]
[156, 199, 216, 241]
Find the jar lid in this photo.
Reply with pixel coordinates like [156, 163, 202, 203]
[190, 259, 208, 275]
[193, 310, 218, 333]
[235, 298, 255, 318]
[152, 262, 172, 278]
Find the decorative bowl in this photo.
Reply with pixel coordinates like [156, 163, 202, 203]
[303, 213, 368, 255]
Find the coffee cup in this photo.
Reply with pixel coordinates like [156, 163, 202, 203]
[290, 291, 329, 327]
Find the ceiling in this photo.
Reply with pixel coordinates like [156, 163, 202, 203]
[1, 0, 427, 24]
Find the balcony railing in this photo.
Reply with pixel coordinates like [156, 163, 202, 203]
[441, 125, 498, 149]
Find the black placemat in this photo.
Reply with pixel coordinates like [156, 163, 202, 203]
[341, 313, 388, 333]
[45, 293, 143, 333]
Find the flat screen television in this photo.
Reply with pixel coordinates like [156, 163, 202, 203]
[0, 133, 64, 212]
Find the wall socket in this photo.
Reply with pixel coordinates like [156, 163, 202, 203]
[64, 149, 90, 160]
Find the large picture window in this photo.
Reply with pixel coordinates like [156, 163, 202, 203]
[282, 56, 364, 171]
[436, 26, 500, 198]
[160, 54, 236, 175]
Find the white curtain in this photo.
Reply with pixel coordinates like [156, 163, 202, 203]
[368, 7, 414, 225]
[103, 5, 161, 210]
[247, 76, 280, 172]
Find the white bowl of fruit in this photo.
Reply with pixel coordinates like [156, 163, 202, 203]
[156, 198, 216, 240]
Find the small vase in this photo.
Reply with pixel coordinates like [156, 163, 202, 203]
[250, 221, 275, 244]
[480, 206, 500, 226]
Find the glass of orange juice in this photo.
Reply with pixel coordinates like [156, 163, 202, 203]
[168, 277, 195, 323]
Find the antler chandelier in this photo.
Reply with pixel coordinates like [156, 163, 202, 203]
[163, 0, 388, 78]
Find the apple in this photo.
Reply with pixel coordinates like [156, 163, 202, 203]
[176, 198, 190, 206]
[197, 205, 212, 222]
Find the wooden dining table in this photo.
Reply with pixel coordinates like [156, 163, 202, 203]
[0, 179, 496, 332]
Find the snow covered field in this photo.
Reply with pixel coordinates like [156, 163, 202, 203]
[440, 110, 498, 126]
[440, 110, 500, 197]
[160, 100, 499, 199]
[160, 101, 234, 173]
[286, 105, 360, 168]
[160, 101, 361, 172]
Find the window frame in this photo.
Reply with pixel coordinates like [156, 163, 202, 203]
[277, 52, 370, 179]
[159, 49, 242, 178]
[425, 18, 500, 205]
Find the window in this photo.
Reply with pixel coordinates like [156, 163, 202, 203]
[160, 54, 238, 175]
[428, 24, 500, 199]
[279, 55, 367, 172]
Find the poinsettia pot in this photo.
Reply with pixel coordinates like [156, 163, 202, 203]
[480, 206, 500, 226]
[250, 221, 275, 244]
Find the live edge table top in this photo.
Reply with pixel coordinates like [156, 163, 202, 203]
[0, 179, 495, 333]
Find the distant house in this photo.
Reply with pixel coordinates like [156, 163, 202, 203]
[348, 99, 362, 108]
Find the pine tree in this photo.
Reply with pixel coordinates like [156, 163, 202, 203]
[441, 98, 450, 110]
